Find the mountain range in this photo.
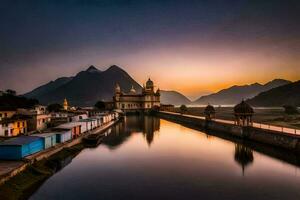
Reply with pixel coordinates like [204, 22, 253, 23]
[24, 65, 142, 106]
[24, 65, 190, 106]
[160, 90, 191, 105]
[24, 65, 297, 107]
[246, 80, 300, 106]
[193, 79, 291, 105]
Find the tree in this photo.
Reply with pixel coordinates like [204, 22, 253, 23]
[47, 103, 63, 112]
[5, 89, 16, 96]
[95, 101, 106, 110]
[180, 104, 188, 114]
[283, 105, 299, 115]
[0, 95, 38, 109]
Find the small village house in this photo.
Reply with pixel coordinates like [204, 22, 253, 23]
[54, 129, 72, 143]
[0, 109, 17, 121]
[55, 122, 82, 138]
[0, 136, 44, 160]
[18, 105, 51, 132]
[0, 115, 28, 137]
[34, 132, 57, 149]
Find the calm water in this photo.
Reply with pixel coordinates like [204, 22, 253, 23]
[30, 116, 300, 200]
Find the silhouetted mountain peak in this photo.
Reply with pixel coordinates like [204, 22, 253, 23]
[247, 80, 300, 106]
[251, 83, 261, 87]
[193, 79, 291, 105]
[264, 79, 291, 87]
[86, 65, 100, 73]
[106, 65, 123, 72]
[160, 90, 191, 105]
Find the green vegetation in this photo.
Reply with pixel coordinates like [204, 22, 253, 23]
[283, 105, 299, 115]
[180, 104, 188, 114]
[46, 103, 63, 112]
[5, 89, 17, 96]
[0, 92, 39, 110]
[95, 101, 106, 110]
[0, 144, 84, 200]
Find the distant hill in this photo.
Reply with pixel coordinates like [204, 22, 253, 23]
[24, 65, 142, 106]
[160, 90, 191, 105]
[193, 79, 291, 105]
[25, 77, 73, 98]
[246, 81, 300, 106]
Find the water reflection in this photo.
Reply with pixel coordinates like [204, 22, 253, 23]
[234, 144, 254, 175]
[29, 116, 300, 200]
[103, 115, 160, 148]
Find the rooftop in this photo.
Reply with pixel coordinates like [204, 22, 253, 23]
[0, 136, 41, 146]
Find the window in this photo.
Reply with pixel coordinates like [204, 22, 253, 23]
[17, 122, 20, 127]
[42, 119, 45, 123]
[22, 122, 25, 126]
[4, 113, 7, 117]
[4, 130, 8, 136]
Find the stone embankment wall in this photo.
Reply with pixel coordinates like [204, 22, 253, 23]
[157, 112, 300, 152]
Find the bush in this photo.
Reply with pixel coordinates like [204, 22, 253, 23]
[47, 103, 63, 112]
[283, 105, 299, 115]
[95, 101, 106, 110]
[180, 104, 188, 114]
[0, 94, 38, 110]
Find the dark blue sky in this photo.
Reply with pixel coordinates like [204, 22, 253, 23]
[0, 0, 299, 98]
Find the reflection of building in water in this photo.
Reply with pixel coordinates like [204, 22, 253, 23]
[234, 144, 254, 175]
[102, 116, 160, 149]
[143, 116, 160, 145]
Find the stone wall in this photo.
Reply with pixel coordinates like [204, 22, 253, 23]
[157, 112, 300, 152]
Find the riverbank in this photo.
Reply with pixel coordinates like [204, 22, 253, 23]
[0, 143, 85, 200]
[174, 106, 300, 129]
[157, 111, 300, 152]
[0, 119, 119, 191]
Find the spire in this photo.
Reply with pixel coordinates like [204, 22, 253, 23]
[63, 98, 69, 110]
[130, 85, 136, 93]
[115, 83, 121, 93]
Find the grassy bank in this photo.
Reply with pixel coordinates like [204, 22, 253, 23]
[0, 144, 85, 200]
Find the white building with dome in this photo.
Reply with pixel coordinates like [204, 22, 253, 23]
[113, 78, 160, 112]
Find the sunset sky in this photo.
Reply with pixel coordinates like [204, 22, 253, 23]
[0, 0, 299, 100]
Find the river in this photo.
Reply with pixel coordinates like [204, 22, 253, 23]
[29, 116, 300, 200]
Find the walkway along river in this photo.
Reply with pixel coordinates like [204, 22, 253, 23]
[157, 111, 300, 152]
[2, 115, 300, 199]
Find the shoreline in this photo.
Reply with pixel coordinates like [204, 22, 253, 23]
[0, 119, 120, 190]
[0, 143, 85, 200]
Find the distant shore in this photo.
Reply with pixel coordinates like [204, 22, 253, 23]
[173, 106, 300, 129]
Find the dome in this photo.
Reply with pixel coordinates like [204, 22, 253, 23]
[204, 104, 215, 115]
[156, 88, 160, 94]
[129, 85, 136, 93]
[234, 100, 254, 115]
[146, 78, 154, 88]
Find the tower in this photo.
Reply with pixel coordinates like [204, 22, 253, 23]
[114, 83, 121, 101]
[63, 98, 69, 110]
[145, 78, 154, 92]
[114, 83, 121, 109]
